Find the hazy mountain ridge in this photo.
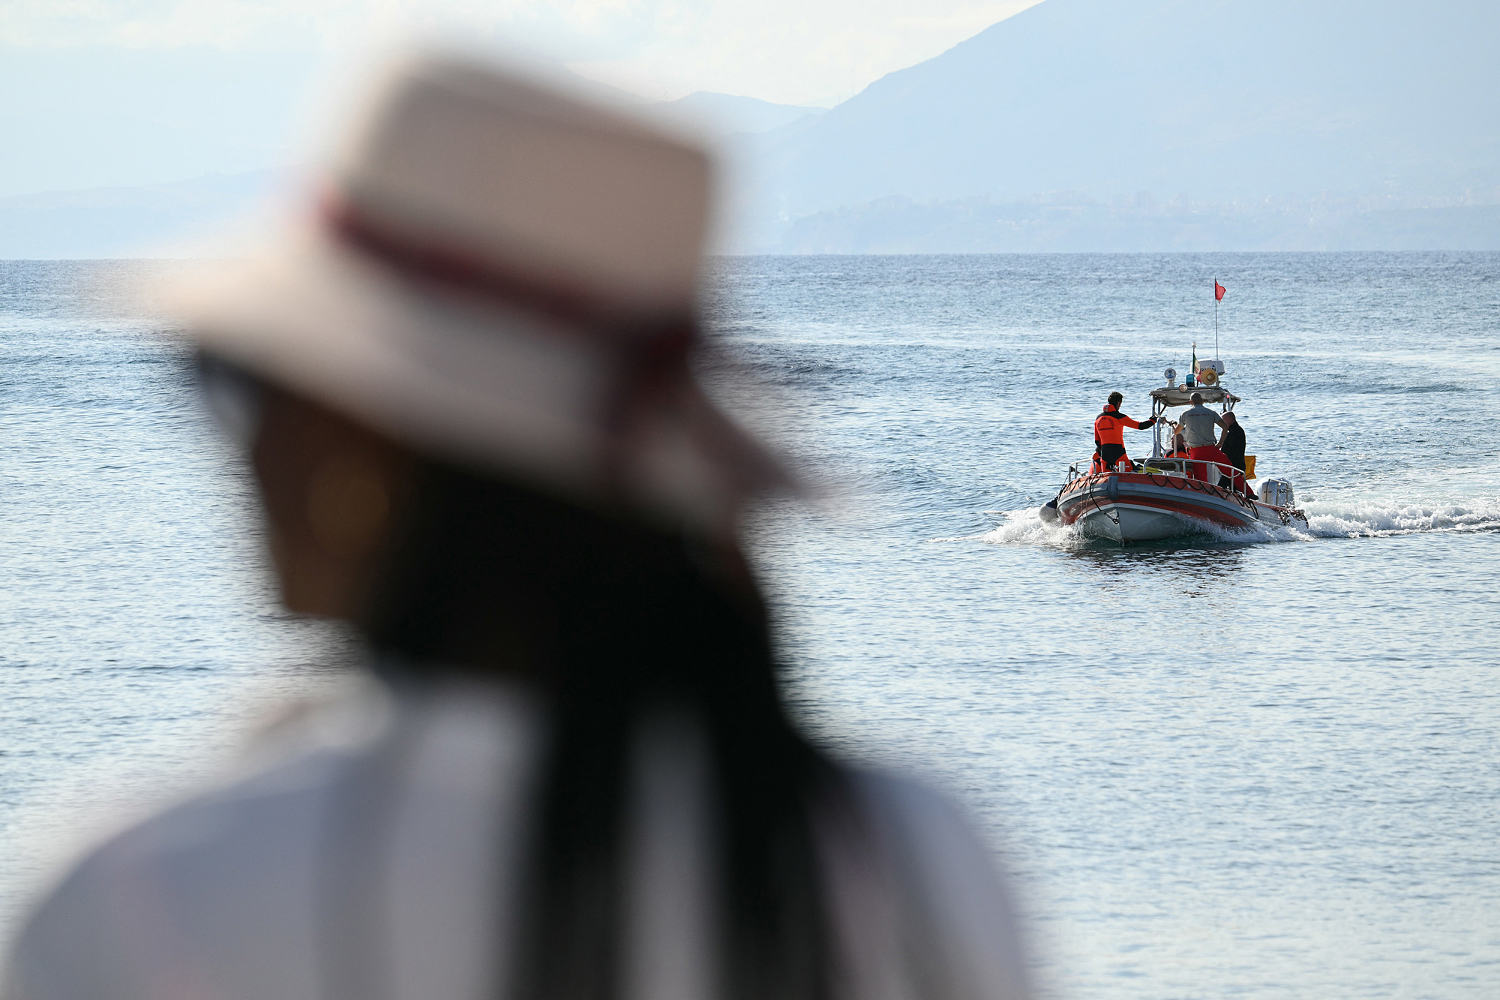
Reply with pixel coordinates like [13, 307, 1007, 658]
[732, 0, 1500, 250]
[4, 0, 1497, 256]
[655, 92, 825, 139]
[776, 194, 1500, 253]
[0, 171, 282, 258]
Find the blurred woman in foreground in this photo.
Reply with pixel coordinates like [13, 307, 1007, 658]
[3, 51, 1030, 1000]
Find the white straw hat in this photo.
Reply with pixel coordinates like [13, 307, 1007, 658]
[175, 50, 795, 535]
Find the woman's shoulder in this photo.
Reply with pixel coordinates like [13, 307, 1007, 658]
[843, 767, 1021, 911]
[3, 743, 342, 998]
[819, 766, 1033, 1000]
[4, 686, 383, 990]
[844, 766, 975, 824]
[4, 679, 538, 998]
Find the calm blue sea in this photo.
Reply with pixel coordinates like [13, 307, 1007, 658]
[3, 254, 1499, 998]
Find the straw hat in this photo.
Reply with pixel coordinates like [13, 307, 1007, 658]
[175, 50, 794, 535]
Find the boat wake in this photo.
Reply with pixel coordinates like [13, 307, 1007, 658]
[947, 497, 1500, 547]
[1299, 498, 1500, 538]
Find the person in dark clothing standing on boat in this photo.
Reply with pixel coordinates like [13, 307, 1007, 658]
[1092, 391, 1157, 473]
[1219, 411, 1249, 495]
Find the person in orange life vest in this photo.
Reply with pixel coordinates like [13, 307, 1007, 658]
[1092, 391, 1157, 473]
[1165, 430, 1189, 460]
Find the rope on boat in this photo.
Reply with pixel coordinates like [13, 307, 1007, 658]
[1085, 473, 1119, 526]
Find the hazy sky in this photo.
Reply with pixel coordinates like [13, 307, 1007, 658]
[1, 0, 1042, 196]
[5, 0, 1044, 104]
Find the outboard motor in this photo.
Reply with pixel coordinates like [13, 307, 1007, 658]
[1258, 477, 1295, 508]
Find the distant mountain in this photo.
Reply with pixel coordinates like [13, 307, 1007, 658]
[774, 194, 1500, 253]
[0, 171, 281, 259]
[0, 92, 827, 258]
[655, 92, 825, 139]
[731, 0, 1500, 250]
[5, 1, 1497, 257]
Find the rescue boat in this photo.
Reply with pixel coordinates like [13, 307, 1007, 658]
[1040, 375, 1307, 543]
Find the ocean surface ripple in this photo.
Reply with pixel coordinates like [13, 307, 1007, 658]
[4, 254, 1499, 999]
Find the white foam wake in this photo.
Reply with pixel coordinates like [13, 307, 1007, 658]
[1298, 498, 1500, 538]
[940, 497, 1500, 547]
[930, 508, 1090, 548]
[977, 508, 1078, 545]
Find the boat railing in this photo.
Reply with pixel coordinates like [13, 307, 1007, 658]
[1066, 456, 1252, 496]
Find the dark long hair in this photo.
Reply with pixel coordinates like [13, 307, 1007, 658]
[358, 456, 839, 1000]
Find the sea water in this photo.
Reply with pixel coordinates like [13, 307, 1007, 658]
[3, 254, 1498, 998]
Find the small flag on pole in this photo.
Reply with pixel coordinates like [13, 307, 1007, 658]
[1214, 280, 1227, 302]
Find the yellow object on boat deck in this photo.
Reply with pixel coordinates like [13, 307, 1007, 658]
[1245, 454, 1257, 480]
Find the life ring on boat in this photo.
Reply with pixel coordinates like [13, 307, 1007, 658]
[1198, 367, 1219, 386]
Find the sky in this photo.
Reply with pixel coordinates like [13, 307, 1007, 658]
[0, 0, 1042, 197]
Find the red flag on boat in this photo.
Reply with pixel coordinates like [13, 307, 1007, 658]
[1214, 280, 1227, 301]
